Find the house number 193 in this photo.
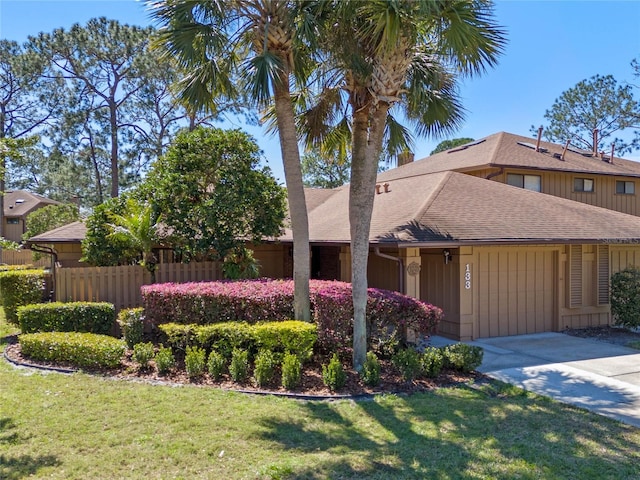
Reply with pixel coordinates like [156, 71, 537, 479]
[464, 264, 471, 290]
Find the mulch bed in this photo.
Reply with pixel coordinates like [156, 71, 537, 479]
[3, 340, 482, 398]
[563, 325, 640, 346]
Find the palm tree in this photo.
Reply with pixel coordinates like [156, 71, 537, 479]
[109, 199, 160, 282]
[147, 0, 317, 321]
[302, 0, 506, 369]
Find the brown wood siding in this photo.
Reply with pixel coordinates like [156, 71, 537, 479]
[476, 247, 556, 338]
[487, 169, 640, 216]
[367, 248, 400, 292]
[4, 220, 23, 243]
[252, 244, 286, 279]
[421, 249, 460, 338]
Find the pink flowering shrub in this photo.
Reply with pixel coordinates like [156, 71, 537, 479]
[141, 279, 295, 325]
[141, 279, 442, 356]
[311, 281, 443, 357]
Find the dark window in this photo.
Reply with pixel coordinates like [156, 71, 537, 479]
[506, 173, 541, 192]
[616, 180, 635, 195]
[574, 178, 594, 192]
[6, 218, 19, 225]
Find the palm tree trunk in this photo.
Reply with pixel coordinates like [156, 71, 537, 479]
[349, 104, 389, 370]
[273, 81, 311, 322]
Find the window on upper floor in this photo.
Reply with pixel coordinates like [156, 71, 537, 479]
[574, 178, 594, 192]
[6, 218, 19, 225]
[616, 180, 635, 195]
[506, 173, 541, 192]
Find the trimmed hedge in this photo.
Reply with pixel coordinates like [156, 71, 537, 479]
[18, 302, 116, 335]
[19, 332, 125, 369]
[253, 320, 317, 361]
[142, 279, 442, 355]
[0, 269, 45, 324]
[141, 279, 295, 325]
[158, 320, 318, 361]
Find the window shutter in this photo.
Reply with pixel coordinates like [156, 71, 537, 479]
[598, 245, 610, 305]
[569, 245, 582, 308]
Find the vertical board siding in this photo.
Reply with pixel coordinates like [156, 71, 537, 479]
[420, 250, 460, 338]
[56, 262, 220, 312]
[476, 247, 556, 338]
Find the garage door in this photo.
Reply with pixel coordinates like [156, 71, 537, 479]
[477, 248, 557, 338]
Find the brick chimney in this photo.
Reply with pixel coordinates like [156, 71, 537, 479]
[398, 151, 414, 166]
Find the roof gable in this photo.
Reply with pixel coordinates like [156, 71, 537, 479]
[377, 132, 640, 182]
[4, 190, 60, 217]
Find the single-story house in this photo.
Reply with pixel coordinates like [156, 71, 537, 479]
[27, 132, 640, 340]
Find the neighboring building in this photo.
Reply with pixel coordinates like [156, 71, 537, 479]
[28, 132, 640, 340]
[3, 190, 60, 243]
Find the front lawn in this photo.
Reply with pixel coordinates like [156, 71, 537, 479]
[1, 310, 640, 479]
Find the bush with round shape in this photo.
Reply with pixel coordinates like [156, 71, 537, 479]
[360, 351, 381, 387]
[442, 344, 483, 372]
[281, 352, 302, 390]
[154, 346, 175, 374]
[184, 345, 206, 379]
[611, 267, 640, 328]
[392, 348, 422, 382]
[253, 350, 277, 387]
[421, 347, 444, 378]
[207, 350, 226, 380]
[117, 307, 145, 348]
[322, 353, 346, 391]
[229, 348, 249, 383]
[133, 342, 155, 369]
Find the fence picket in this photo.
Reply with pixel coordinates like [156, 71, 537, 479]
[55, 262, 220, 312]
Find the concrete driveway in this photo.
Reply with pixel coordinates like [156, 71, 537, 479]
[431, 332, 640, 428]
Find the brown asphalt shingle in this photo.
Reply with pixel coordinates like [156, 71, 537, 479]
[4, 190, 60, 217]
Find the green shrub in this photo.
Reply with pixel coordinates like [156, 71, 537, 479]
[392, 348, 422, 382]
[443, 344, 483, 372]
[158, 323, 199, 351]
[253, 350, 277, 387]
[117, 308, 145, 348]
[132, 342, 155, 369]
[281, 352, 302, 390]
[611, 267, 640, 328]
[229, 348, 250, 383]
[360, 351, 381, 387]
[18, 302, 115, 335]
[253, 320, 317, 362]
[19, 332, 125, 369]
[421, 347, 444, 378]
[322, 353, 346, 391]
[197, 322, 254, 358]
[184, 345, 206, 379]
[207, 350, 226, 380]
[0, 269, 45, 324]
[154, 346, 175, 374]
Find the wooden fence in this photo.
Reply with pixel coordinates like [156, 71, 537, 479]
[55, 262, 221, 311]
[1, 249, 52, 268]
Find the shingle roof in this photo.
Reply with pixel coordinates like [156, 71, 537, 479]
[28, 221, 87, 243]
[289, 171, 640, 246]
[377, 132, 640, 182]
[4, 190, 60, 217]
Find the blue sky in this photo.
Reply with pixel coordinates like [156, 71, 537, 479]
[1, 0, 640, 182]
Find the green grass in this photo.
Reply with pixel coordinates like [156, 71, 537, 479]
[2, 310, 640, 479]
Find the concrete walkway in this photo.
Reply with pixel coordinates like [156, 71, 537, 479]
[431, 332, 640, 428]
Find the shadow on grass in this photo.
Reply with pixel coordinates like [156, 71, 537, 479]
[256, 385, 640, 479]
[1, 417, 60, 480]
